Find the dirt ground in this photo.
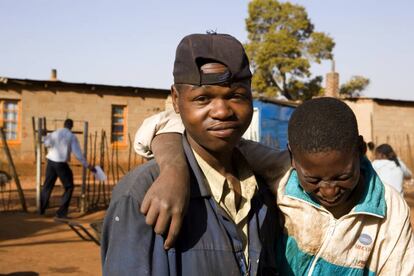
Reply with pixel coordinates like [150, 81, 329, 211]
[0, 209, 104, 276]
[1, 183, 414, 276]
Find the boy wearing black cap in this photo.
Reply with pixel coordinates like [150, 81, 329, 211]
[101, 33, 280, 275]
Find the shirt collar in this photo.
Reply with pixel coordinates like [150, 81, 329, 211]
[193, 149, 225, 202]
[182, 134, 211, 198]
[182, 133, 258, 200]
[192, 149, 258, 201]
[284, 157, 387, 218]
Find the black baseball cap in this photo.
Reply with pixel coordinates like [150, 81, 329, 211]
[173, 33, 252, 85]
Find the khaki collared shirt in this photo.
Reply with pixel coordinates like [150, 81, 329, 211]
[192, 149, 258, 262]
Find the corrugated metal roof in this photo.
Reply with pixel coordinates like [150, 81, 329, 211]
[254, 95, 414, 106]
[0, 76, 170, 95]
[344, 96, 414, 104]
[254, 96, 300, 107]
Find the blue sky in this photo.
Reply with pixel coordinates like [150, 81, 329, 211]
[1, 0, 413, 101]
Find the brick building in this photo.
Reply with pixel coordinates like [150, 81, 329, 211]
[345, 97, 414, 169]
[2, 70, 413, 175]
[325, 65, 414, 170]
[0, 73, 170, 176]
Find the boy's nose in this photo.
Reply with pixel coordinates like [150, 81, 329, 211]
[210, 99, 234, 119]
[319, 185, 340, 199]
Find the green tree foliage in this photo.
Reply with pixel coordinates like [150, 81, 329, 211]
[245, 0, 335, 100]
[340, 76, 370, 97]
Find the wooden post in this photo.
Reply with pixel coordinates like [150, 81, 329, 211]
[36, 117, 43, 212]
[80, 121, 88, 213]
[115, 142, 120, 182]
[42, 117, 47, 156]
[128, 133, 132, 171]
[0, 128, 27, 212]
[407, 134, 414, 171]
[100, 130, 107, 206]
[32, 116, 37, 162]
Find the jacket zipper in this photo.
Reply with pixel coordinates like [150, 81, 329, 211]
[307, 218, 337, 275]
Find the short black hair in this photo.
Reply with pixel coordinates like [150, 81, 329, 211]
[367, 141, 375, 151]
[375, 143, 400, 167]
[64, 118, 73, 129]
[288, 97, 359, 154]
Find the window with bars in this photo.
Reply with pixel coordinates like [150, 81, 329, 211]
[111, 105, 127, 145]
[0, 100, 20, 143]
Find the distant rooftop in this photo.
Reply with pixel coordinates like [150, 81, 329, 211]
[344, 96, 414, 105]
[2, 75, 413, 105]
[0, 76, 170, 95]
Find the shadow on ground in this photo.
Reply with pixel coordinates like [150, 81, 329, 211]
[0, 212, 58, 241]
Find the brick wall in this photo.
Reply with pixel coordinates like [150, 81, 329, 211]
[372, 101, 414, 170]
[345, 99, 374, 142]
[345, 98, 414, 172]
[0, 84, 169, 177]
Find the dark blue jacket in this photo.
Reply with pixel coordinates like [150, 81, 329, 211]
[101, 136, 280, 275]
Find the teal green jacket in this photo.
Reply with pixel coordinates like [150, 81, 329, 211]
[276, 158, 414, 275]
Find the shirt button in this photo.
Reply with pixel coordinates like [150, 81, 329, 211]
[115, 216, 120, 222]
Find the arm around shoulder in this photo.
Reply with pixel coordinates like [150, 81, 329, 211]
[238, 139, 291, 194]
[140, 132, 190, 249]
[134, 110, 189, 249]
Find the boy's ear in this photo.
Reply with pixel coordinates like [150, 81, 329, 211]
[287, 144, 295, 168]
[357, 135, 366, 156]
[171, 85, 180, 114]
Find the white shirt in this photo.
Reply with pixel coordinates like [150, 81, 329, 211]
[372, 159, 404, 194]
[399, 158, 413, 179]
[134, 110, 184, 159]
[43, 127, 88, 168]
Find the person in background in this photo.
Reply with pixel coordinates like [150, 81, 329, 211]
[40, 118, 95, 219]
[372, 143, 412, 195]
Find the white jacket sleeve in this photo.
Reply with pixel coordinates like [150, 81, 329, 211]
[42, 133, 54, 148]
[398, 159, 412, 179]
[134, 110, 184, 159]
[71, 134, 88, 168]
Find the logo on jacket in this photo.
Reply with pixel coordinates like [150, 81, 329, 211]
[358, 233, 372, 245]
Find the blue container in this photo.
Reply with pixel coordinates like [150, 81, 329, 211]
[245, 98, 297, 150]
